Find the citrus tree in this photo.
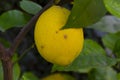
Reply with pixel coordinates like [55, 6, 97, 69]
[0, 0, 120, 80]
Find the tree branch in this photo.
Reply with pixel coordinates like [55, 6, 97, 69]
[2, 59, 13, 80]
[0, 43, 7, 60]
[0, 43, 4, 59]
[9, 0, 54, 56]
[0, 43, 13, 80]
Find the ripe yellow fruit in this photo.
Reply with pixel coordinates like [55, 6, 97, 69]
[34, 5, 84, 66]
[41, 73, 65, 80]
[41, 73, 75, 80]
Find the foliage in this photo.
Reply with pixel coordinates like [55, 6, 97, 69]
[20, 0, 42, 15]
[63, 0, 106, 29]
[0, 10, 31, 32]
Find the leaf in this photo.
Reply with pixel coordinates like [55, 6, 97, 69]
[0, 38, 10, 48]
[88, 67, 117, 80]
[52, 39, 116, 73]
[22, 72, 39, 80]
[0, 62, 3, 80]
[13, 64, 21, 80]
[102, 33, 120, 50]
[104, 0, 120, 18]
[12, 53, 18, 63]
[21, 76, 29, 80]
[117, 73, 120, 80]
[20, 0, 42, 15]
[62, 0, 106, 29]
[89, 15, 120, 33]
[0, 10, 31, 32]
[113, 39, 120, 58]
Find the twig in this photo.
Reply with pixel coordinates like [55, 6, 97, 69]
[9, 0, 54, 56]
[13, 44, 34, 65]
[0, 43, 5, 59]
[0, 43, 13, 80]
[0, 43, 10, 61]
[2, 59, 13, 80]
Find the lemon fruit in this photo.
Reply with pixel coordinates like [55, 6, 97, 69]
[34, 5, 84, 66]
[41, 73, 75, 80]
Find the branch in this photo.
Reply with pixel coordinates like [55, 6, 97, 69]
[2, 59, 13, 80]
[13, 44, 34, 65]
[0, 43, 6, 60]
[0, 43, 13, 80]
[0, 43, 9, 61]
[9, 0, 54, 56]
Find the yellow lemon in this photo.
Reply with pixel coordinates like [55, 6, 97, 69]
[34, 5, 84, 66]
[41, 73, 75, 80]
[41, 73, 65, 80]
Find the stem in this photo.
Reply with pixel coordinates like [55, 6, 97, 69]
[0, 43, 6, 60]
[9, 0, 54, 56]
[13, 44, 34, 65]
[2, 59, 13, 80]
[0, 43, 13, 80]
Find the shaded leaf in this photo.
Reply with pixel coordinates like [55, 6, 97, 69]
[62, 0, 106, 29]
[13, 64, 21, 80]
[0, 10, 31, 32]
[88, 67, 117, 80]
[22, 72, 39, 80]
[113, 39, 120, 58]
[0, 62, 3, 80]
[20, 0, 42, 15]
[102, 33, 120, 50]
[104, 0, 120, 18]
[0, 38, 10, 48]
[52, 39, 116, 73]
[89, 15, 120, 33]
[117, 73, 120, 80]
[12, 53, 18, 63]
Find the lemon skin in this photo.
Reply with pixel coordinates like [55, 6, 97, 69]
[41, 73, 75, 80]
[34, 5, 84, 66]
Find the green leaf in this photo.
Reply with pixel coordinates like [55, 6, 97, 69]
[117, 73, 120, 80]
[102, 33, 120, 50]
[0, 38, 10, 48]
[62, 0, 106, 29]
[113, 39, 120, 58]
[52, 39, 116, 73]
[20, 0, 42, 15]
[13, 64, 21, 80]
[104, 0, 120, 18]
[12, 53, 20, 80]
[88, 67, 117, 80]
[22, 72, 39, 80]
[21, 76, 29, 80]
[89, 15, 120, 33]
[12, 53, 18, 63]
[0, 62, 3, 80]
[0, 10, 31, 32]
